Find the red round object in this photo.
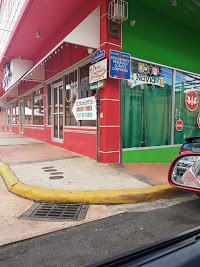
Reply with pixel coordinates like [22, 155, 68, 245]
[176, 119, 183, 131]
[185, 90, 198, 111]
[197, 113, 200, 128]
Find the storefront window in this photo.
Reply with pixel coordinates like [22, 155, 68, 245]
[33, 88, 44, 125]
[12, 101, 19, 124]
[122, 59, 172, 148]
[174, 72, 200, 144]
[65, 70, 77, 126]
[47, 84, 51, 125]
[1, 107, 6, 124]
[6, 106, 10, 125]
[64, 65, 96, 127]
[79, 64, 96, 127]
[24, 94, 32, 124]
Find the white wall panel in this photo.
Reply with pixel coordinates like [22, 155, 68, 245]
[64, 6, 100, 49]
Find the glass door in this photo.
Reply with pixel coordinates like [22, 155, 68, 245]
[7, 105, 12, 131]
[52, 83, 63, 142]
[19, 98, 24, 133]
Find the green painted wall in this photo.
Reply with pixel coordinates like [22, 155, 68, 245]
[122, 146, 181, 163]
[122, 0, 200, 74]
[121, 0, 200, 163]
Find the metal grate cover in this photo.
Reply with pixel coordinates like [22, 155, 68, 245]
[20, 203, 89, 221]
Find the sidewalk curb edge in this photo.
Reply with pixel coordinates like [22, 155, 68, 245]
[0, 162, 181, 204]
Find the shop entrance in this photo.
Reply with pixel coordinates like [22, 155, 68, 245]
[19, 99, 24, 133]
[52, 82, 63, 142]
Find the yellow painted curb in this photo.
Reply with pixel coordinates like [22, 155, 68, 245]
[0, 162, 19, 191]
[0, 162, 180, 204]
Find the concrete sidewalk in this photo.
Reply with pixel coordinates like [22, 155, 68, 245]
[0, 131, 180, 204]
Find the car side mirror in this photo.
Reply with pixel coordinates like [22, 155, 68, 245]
[168, 154, 200, 192]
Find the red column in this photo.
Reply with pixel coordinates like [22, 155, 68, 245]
[99, 0, 121, 163]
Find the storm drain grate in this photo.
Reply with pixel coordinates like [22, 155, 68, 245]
[20, 203, 89, 221]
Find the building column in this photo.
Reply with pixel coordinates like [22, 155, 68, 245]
[99, 0, 121, 163]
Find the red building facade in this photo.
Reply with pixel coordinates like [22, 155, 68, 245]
[0, 0, 122, 163]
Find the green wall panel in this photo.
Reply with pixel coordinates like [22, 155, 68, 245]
[123, 0, 200, 74]
[121, 1, 199, 163]
[122, 146, 181, 163]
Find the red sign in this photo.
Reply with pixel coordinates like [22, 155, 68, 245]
[176, 119, 183, 131]
[197, 113, 200, 128]
[185, 89, 198, 111]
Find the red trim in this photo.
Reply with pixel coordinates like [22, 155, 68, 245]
[0, 0, 99, 72]
[168, 153, 200, 194]
[64, 127, 96, 132]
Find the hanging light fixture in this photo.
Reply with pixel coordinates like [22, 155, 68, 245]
[87, 48, 94, 54]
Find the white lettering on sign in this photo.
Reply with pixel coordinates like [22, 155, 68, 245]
[109, 51, 130, 79]
[185, 90, 198, 111]
[111, 57, 130, 72]
[89, 80, 105, 90]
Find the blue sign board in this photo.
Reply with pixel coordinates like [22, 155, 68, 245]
[109, 50, 131, 80]
[91, 49, 105, 64]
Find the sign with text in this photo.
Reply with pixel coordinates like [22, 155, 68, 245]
[127, 62, 164, 89]
[72, 96, 96, 121]
[128, 73, 165, 88]
[109, 50, 130, 80]
[89, 59, 107, 84]
[91, 49, 105, 64]
[89, 80, 105, 90]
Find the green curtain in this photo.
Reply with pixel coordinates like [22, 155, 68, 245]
[122, 69, 200, 148]
[174, 86, 200, 144]
[122, 81, 172, 148]
[143, 84, 172, 146]
[122, 80, 143, 148]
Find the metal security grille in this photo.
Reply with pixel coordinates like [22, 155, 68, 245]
[20, 203, 89, 221]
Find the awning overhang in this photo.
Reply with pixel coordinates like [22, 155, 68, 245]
[0, 2, 100, 106]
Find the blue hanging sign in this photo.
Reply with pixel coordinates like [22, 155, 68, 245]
[91, 49, 105, 64]
[109, 50, 131, 80]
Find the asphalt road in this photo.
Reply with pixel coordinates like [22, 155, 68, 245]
[1, 195, 200, 267]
